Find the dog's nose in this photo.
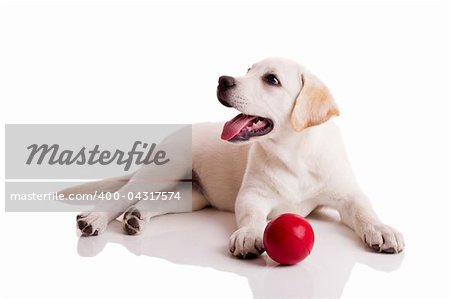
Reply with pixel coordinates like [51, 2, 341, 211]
[218, 76, 235, 91]
[217, 76, 235, 107]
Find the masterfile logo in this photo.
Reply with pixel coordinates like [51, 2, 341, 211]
[5, 124, 190, 179]
[26, 141, 170, 171]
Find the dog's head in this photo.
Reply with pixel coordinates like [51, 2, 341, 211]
[217, 57, 339, 143]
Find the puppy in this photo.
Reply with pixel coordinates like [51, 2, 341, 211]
[67, 57, 404, 258]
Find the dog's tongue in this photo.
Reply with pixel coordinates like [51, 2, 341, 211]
[221, 114, 257, 141]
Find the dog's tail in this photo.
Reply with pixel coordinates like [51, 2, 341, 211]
[59, 173, 134, 198]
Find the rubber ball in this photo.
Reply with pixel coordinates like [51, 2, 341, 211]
[263, 213, 315, 265]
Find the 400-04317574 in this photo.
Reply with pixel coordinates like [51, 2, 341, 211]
[95, 191, 182, 201]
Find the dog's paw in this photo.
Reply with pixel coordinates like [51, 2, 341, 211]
[123, 206, 144, 235]
[361, 223, 405, 253]
[76, 212, 108, 236]
[229, 227, 265, 259]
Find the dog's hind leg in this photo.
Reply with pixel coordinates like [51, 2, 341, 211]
[66, 174, 132, 236]
[76, 178, 183, 237]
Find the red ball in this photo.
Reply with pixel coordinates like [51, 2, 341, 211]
[263, 213, 315, 265]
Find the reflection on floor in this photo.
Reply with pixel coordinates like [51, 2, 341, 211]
[77, 208, 404, 298]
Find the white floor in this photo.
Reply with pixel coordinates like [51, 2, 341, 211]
[3, 207, 448, 299]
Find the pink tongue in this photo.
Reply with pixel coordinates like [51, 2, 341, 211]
[221, 114, 257, 141]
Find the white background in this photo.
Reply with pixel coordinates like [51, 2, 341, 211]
[1, 1, 449, 298]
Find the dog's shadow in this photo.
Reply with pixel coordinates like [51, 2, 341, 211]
[77, 208, 404, 298]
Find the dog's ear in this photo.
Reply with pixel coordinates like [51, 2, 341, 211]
[291, 73, 340, 132]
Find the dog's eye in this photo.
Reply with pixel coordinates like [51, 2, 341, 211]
[264, 74, 280, 86]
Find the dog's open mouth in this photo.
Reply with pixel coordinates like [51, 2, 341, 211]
[221, 114, 274, 142]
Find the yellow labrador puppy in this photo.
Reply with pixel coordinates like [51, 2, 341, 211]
[68, 58, 404, 258]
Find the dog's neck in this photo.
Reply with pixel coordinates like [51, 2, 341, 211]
[256, 123, 326, 169]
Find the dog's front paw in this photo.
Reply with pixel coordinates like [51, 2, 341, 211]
[76, 212, 108, 236]
[361, 223, 405, 253]
[122, 206, 144, 235]
[229, 227, 265, 259]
